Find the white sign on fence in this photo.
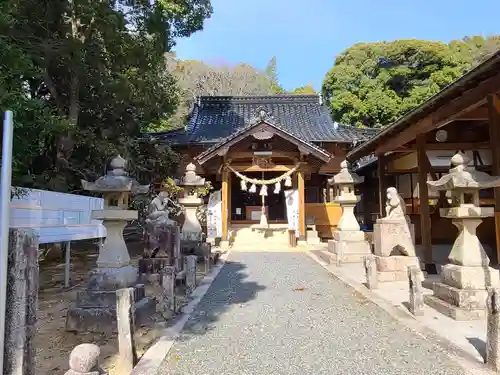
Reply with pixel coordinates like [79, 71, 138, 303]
[10, 188, 106, 244]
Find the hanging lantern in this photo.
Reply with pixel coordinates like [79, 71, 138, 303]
[260, 184, 268, 196]
[249, 184, 257, 193]
[240, 179, 247, 191]
[274, 181, 281, 194]
[285, 175, 292, 187]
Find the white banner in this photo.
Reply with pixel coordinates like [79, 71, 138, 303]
[284, 189, 300, 237]
[207, 190, 222, 238]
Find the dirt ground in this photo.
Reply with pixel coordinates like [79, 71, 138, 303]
[36, 241, 208, 375]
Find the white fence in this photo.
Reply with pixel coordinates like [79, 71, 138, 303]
[10, 188, 106, 244]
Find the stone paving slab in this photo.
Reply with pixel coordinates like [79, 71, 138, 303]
[159, 251, 475, 375]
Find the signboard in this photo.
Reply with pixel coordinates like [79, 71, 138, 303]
[284, 189, 300, 237]
[207, 190, 222, 238]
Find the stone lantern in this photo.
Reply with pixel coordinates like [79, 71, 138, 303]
[424, 152, 500, 320]
[178, 163, 206, 241]
[66, 155, 155, 333]
[327, 160, 371, 264]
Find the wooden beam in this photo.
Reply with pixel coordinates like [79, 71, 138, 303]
[227, 151, 299, 160]
[417, 135, 434, 270]
[374, 72, 500, 155]
[221, 168, 229, 242]
[229, 164, 312, 173]
[488, 94, 500, 264]
[409, 141, 490, 151]
[297, 170, 306, 242]
[455, 106, 488, 121]
[377, 154, 387, 217]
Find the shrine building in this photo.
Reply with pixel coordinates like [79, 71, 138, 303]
[152, 95, 376, 248]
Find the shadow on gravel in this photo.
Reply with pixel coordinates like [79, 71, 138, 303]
[175, 259, 266, 341]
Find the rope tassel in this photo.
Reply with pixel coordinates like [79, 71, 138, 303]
[240, 179, 247, 191]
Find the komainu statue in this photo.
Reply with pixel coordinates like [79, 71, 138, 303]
[144, 191, 179, 258]
[375, 187, 416, 257]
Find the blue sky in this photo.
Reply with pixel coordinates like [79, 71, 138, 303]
[174, 0, 500, 92]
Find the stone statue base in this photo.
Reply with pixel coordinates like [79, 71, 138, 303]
[374, 255, 423, 282]
[424, 264, 500, 320]
[327, 230, 371, 264]
[66, 282, 156, 333]
[374, 218, 416, 257]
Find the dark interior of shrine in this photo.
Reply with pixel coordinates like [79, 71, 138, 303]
[230, 172, 287, 222]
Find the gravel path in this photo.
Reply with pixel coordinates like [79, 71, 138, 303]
[159, 251, 470, 375]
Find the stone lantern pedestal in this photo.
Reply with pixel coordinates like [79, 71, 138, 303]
[424, 152, 500, 320]
[327, 161, 371, 264]
[66, 156, 156, 333]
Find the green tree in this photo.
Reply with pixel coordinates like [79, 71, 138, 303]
[290, 84, 317, 95]
[322, 37, 499, 128]
[265, 56, 285, 94]
[0, 0, 212, 190]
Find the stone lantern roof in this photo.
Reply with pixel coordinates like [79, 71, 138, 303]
[427, 152, 500, 192]
[81, 155, 149, 194]
[328, 160, 365, 186]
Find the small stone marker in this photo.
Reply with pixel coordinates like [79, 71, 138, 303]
[364, 255, 378, 289]
[65, 343, 106, 375]
[116, 288, 137, 374]
[161, 266, 176, 313]
[407, 265, 424, 316]
[487, 287, 500, 369]
[201, 242, 211, 273]
[336, 242, 344, 267]
[185, 255, 197, 294]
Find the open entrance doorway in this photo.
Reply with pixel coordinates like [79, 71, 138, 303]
[230, 172, 287, 223]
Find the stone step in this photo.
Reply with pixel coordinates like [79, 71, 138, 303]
[424, 294, 485, 321]
[307, 237, 322, 245]
[432, 282, 487, 310]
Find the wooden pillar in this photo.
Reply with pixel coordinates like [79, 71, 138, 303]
[221, 167, 229, 243]
[297, 169, 306, 242]
[417, 134, 434, 273]
[489, 94, 500, 265]
[377, 154, 387, 218]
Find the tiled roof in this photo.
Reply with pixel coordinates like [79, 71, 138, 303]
[150, 95, 378, 145]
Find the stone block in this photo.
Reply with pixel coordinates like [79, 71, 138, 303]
[375, 255, 420, 272]
[333, 230, 365, 243]
[487, 287, 500, 370]
[440, 264, 499, 290]
[408, 266, 424, 316]
[377, 270, 411, 282]
[364, 255, 378, 290]
[185, 255, 197, 294]
[373, 221, 415, 257]
[86, 265, 138, 291]
[424, 294, 485, 321]
[66, 283, 155, 334]
[433, 282, 488, 310]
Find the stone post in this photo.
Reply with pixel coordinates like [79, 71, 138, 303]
[116, 288, 137, 374]
[327, 161, 371, 264]
[408, 266, 424, 316]
[65, 344, 107, 375]
[364, 255, 378, 290]
[159, 266, 176, 314]
[174, 225, 182, 272]
[4, 229, 39, 375]
[424, 153, 500, 320]
[185, 255, 197, 294]
[487, 287, 500, 369]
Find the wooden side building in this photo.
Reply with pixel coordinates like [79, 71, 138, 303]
[347, 50, 500, 270]
[153, 95, 376, 247]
